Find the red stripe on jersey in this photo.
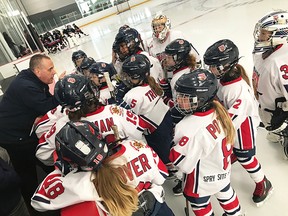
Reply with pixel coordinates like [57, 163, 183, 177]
[238, 117, 254, 150]
[61, 201, 102, 216]
[169, 148, 181, 163]
[193, 202, 213, 216]
[36, 114, 49, 126]
[183, 169, 199, 198]
[138, 116, 157, 134]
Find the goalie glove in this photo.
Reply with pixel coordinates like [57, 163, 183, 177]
[265, 97, 288, 133]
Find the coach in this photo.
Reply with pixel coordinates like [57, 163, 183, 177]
[0, 54, 59, 215]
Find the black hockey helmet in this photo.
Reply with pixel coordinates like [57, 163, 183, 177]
[55, 120, 108, 171]
[203, 39, 239, 78]
[72, 50, 87, 65]
[122, 54, 150, 86]
[89, 62, 116, 78]
[54, 74, 99, 111]
[113, 27, 141, 61]
[175, 69, 218, 115]
[80, 57, 96, 71]
[164, 38, 191, 71]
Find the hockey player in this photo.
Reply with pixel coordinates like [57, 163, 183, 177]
[146, 14, 200, 66]
[112, 27, 164, 82]
[85, 62, 116, 105]
[36, 74, 156, 166]
[252, 10, 288, 157]
[71, 50, 87, 73]
[169, 69, 244, 216]
[32, 120, 174, 216]
[121, 54, 173, 170]
[204, 39, 273, 207]
[79, 56, 96, 76]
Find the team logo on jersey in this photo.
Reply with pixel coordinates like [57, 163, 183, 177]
[67, 77, 76, 83]
[198, 72, 207, 81]
[218, 44, 227, 52]
[109, 105, 122, 115]
[130, 140, 145, 151]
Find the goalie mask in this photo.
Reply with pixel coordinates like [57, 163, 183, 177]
[54, 74, 99, 112]
[253, 10, 288, 53]
[174, 69, 218, 115]
[152, 14, 171, 42]
[122, 54, 151, 87]
[204, 39, 239, 79]
[55, 120, 108, 171]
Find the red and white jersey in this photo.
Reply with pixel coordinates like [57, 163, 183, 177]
[35, 106, 66, 139]
[99, 86, 112, 105]
[113, 51, 164, 82]
[169, 109, 233, 197]
[110, 140, 168, 202]
[36, 105, 156, 166]
[217, 77, 260, 149]
[123, 84, 169, 126]
[31, 139, 168, 212]
[253, 43, 288, 111]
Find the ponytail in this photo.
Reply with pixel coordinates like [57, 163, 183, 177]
[147, 75, 163, 96]
[212, 100, 235, 145]
[235, 64, 251, 87]
[92, 158, 138, 216]
[186, 53, 197, 70]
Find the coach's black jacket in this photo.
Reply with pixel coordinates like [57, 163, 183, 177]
[0, 69, 59, 143]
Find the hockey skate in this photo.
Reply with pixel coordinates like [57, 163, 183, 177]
[173, 179, 183, 196]
[252, 176, 273, 207]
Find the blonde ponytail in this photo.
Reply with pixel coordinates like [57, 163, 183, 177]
[92, 158, 138, 216]
[212, 100, 235, 145]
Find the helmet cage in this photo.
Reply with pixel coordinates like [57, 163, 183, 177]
[152, 15, 171, 42]
[175, 93, 198, 115]
[253, 10, 288, 53]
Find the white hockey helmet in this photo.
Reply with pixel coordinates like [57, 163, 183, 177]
[253, 10, 288, 53]
[151, 14, 171, 42]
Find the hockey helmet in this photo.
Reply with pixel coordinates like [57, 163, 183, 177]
[164, 39, 191, 72]
[204, 39, 239, 79]
[253, 10, 288, 53]
[55, 120, 108, 171]
[122, 54, 151, 87]
[54, 74, 99, 111]
[151, 14, 171, 42]
[175, 69, 218, 115]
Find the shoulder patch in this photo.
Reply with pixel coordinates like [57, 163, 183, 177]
[130, 140, 146, 151]
[109, 105, 123, 115]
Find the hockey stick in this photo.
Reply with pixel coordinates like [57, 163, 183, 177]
[103, 72, 116, 99]
[184, 199, 190, 216]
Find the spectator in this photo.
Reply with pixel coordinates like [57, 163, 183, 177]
[0, 146, 30, 216]
[0, 54, 59, 215]
[3, 31, 21, 58]
[23, 29, 38, 52]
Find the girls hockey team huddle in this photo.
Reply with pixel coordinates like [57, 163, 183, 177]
[6, 9, 288, 216]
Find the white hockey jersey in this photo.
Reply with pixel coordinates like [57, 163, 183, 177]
[217, 77, 260, 149]
[36, 105, 156, 166]
[99, 86, 112, 105]
[31, 139, 168, 212]
[123, 84, 169, 126]
[253, 43, 288, 111]
[169, 109, 233, 197]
